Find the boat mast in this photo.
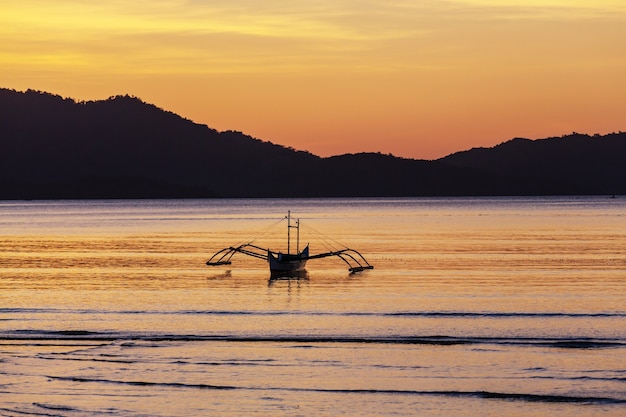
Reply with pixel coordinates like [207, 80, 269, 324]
[286, 210, 300, 255]
[296, 216, 300, 254]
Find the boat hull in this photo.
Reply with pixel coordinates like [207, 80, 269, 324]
[267, 245, 309, 272]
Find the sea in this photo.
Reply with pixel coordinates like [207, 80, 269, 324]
[0, 197, 624, 417]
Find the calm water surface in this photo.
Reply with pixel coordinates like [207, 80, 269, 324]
[1, 197, 625, 416]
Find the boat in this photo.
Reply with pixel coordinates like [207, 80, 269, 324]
[206, 211, 374, 274]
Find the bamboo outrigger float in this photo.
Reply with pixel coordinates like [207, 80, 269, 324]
[206, 211, 374, 274]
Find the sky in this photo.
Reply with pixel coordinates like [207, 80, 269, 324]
[2, 0, 625, 159]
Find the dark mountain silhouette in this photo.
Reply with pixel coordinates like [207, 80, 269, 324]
[1, 88, 624, 199]
[440, 133, 626, 196]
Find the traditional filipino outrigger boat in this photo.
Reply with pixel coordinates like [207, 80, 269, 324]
[206, 211, 374, 275]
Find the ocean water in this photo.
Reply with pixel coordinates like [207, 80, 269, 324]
[0, 197, 624, 416]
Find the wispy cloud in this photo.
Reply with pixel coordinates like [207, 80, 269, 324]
[2, 0, 624, 75]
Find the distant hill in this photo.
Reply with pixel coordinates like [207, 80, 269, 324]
[440, 133, 626, 196]
[1, 88, 624, 198]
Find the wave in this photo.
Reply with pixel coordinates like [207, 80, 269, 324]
[3, 330, 625, 349]
[48, 375, 236, 390]
[45, 376, 626, 405]
[2, 307, 625, 318]
[530, 375, 626, 383]
[32, 403, 78, 412]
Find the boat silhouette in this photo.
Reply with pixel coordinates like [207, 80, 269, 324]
[206, 211, 374, 274]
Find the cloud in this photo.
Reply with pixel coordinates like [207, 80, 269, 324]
[1, 0, 624, 75]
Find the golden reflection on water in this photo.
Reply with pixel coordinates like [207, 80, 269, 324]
[2, 199, 625, 301]
[1, 198, 625, 416]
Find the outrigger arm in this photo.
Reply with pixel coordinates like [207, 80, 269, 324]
[206, 243, 268, 266]
[206, 244, 373, 273]
[306, 248, 374, 273]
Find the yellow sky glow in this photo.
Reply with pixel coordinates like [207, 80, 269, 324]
[2, 0, 625, 158]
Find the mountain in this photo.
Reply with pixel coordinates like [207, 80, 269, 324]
[1, 88, 624, 198]
[440, 133, 626, 196]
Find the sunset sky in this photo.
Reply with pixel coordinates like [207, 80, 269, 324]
[2, 0, 625, 159]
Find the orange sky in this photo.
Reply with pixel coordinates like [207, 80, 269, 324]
[2, 0, 625, 159]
